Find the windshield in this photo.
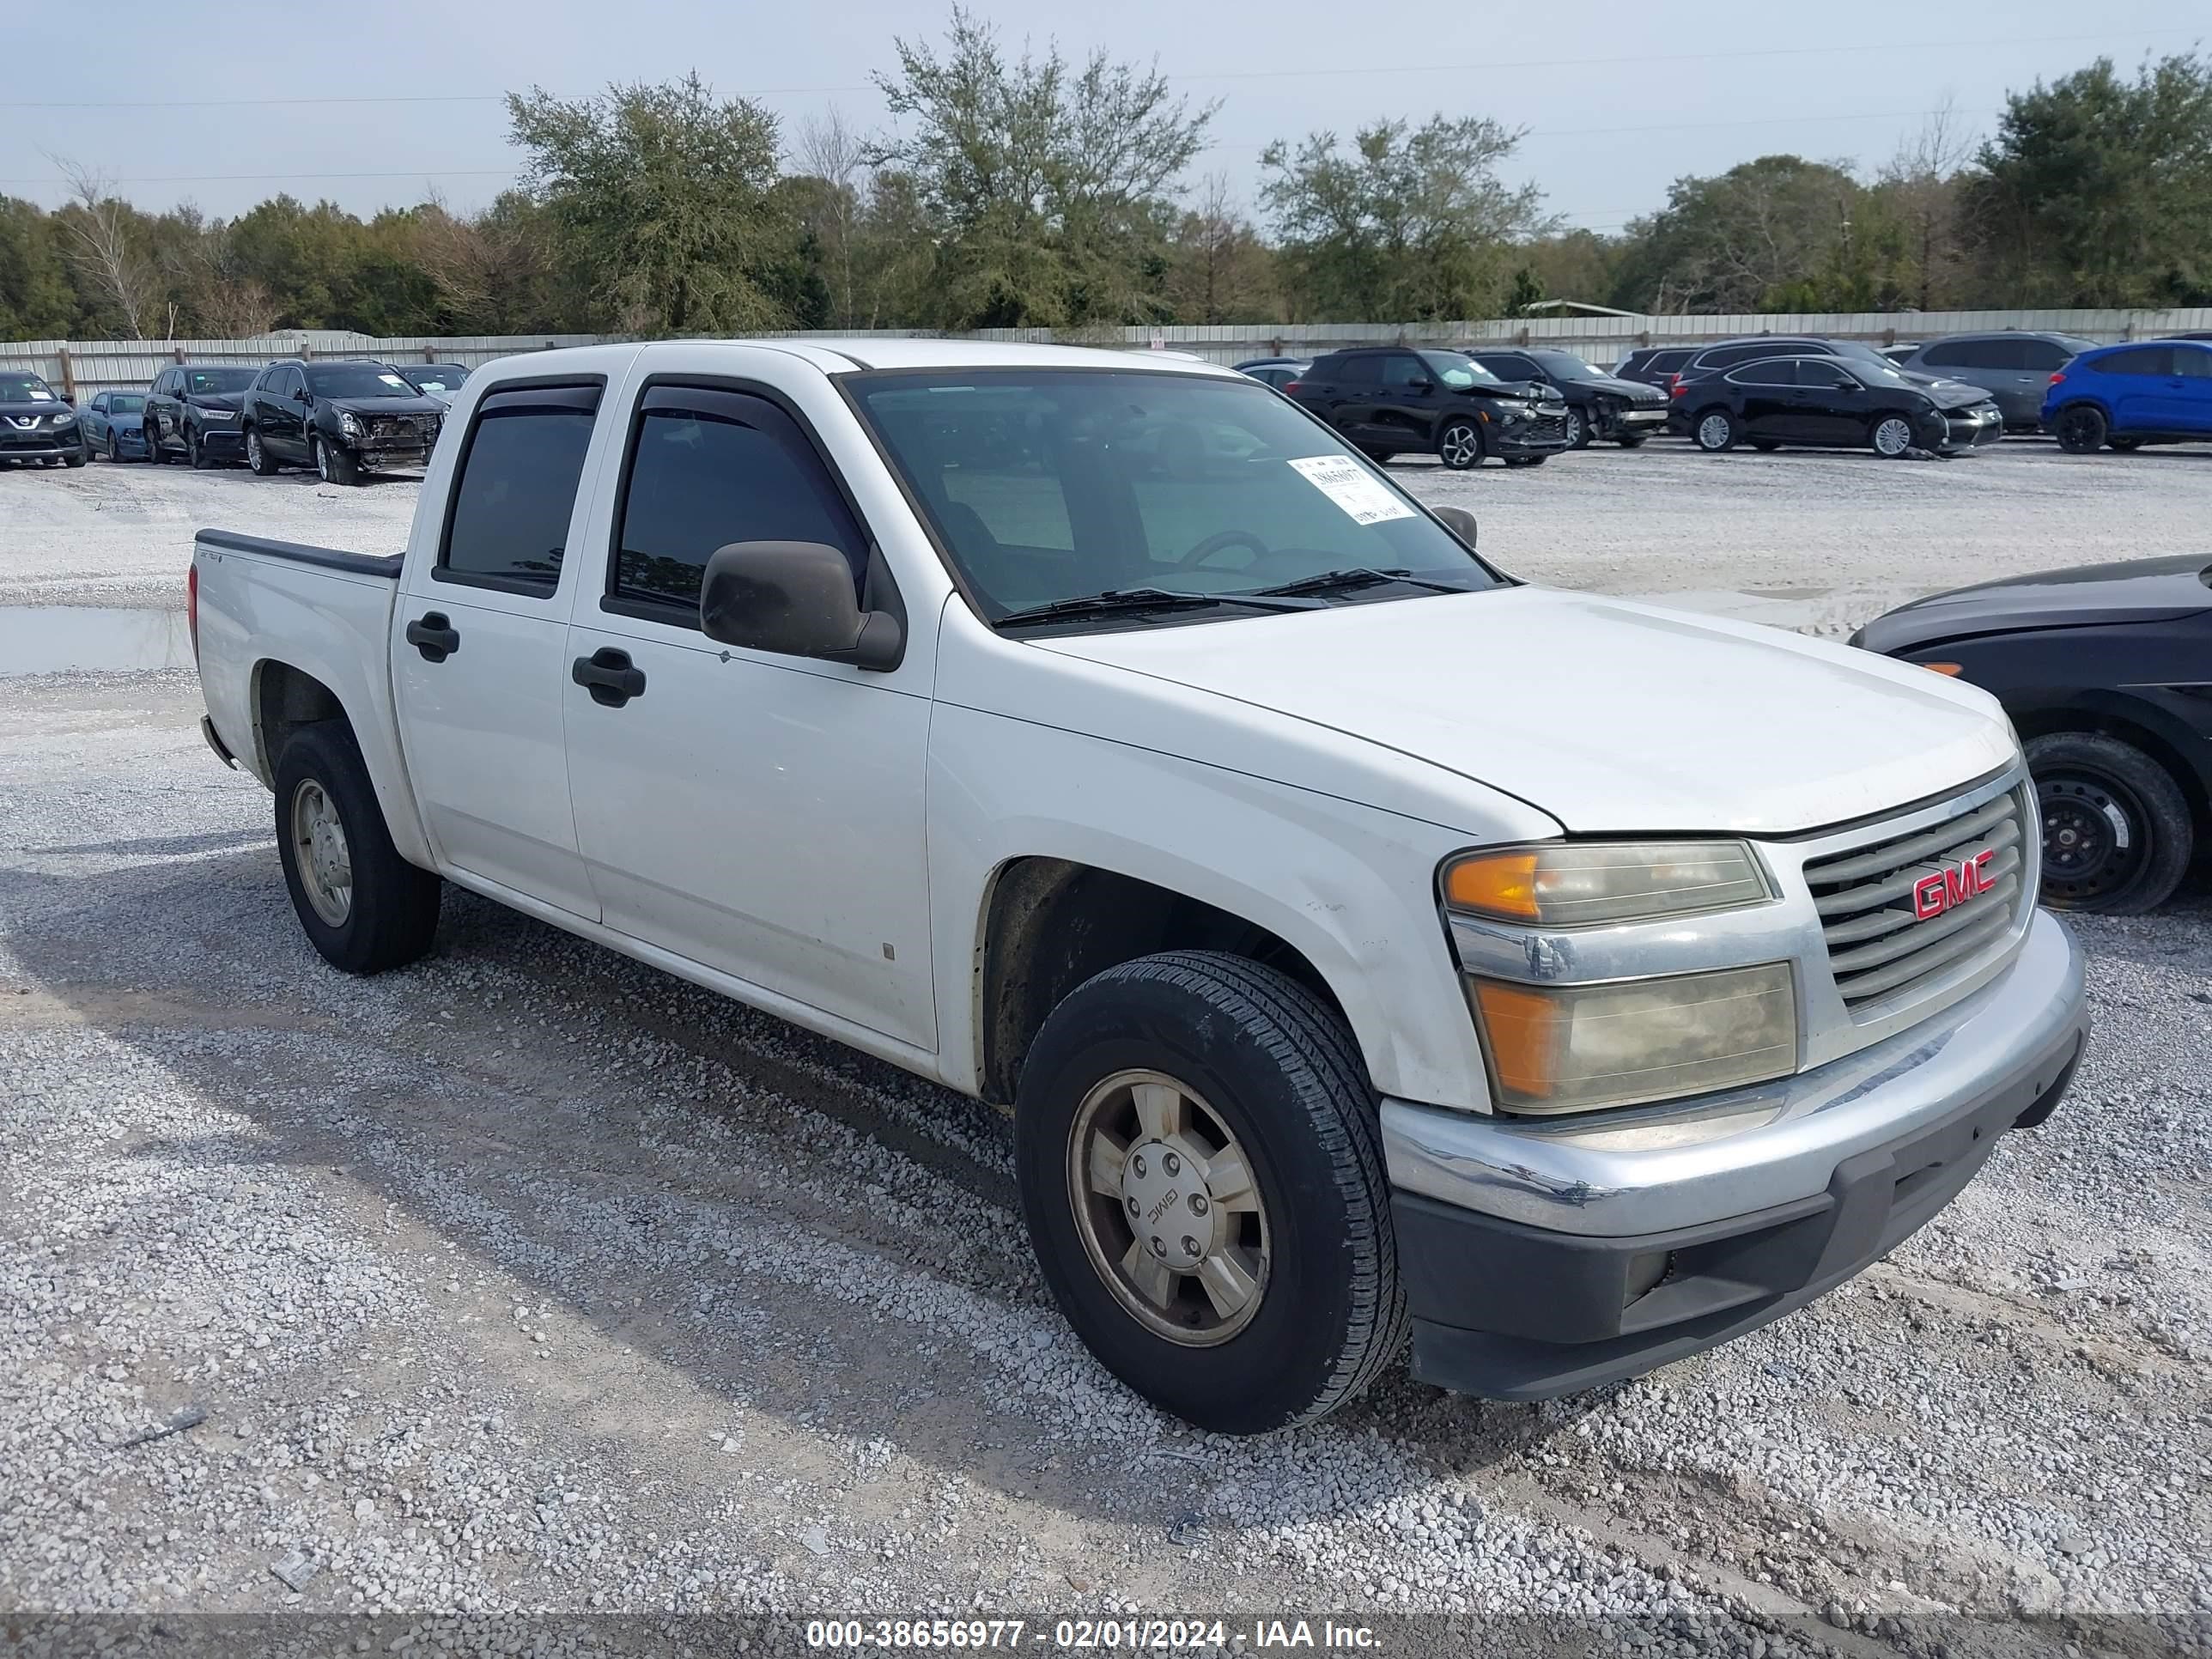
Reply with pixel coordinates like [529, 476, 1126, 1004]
[1849, 361, 1915, 389]
[185, 369, 256, 395]
[0, 374, 58, 401]
[405, 366, 468, 392]
[1418, 351, 1499, 388]
[848, 369, 1501, 623]
[110, 394, 145, 412]
[1532, 350, 1605, 379]
[307, 364, 419, 399]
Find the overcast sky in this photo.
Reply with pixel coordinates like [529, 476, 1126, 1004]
[9, 1, 2205, 245]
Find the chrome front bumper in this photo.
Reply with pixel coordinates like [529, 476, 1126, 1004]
[1383, 907, 2087, 1239]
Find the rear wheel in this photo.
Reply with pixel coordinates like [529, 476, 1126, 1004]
[2029, 732, 2194, 915]
[2053, 404, 2108, 454]
[274, 722, 441, 973]
[1436, 419, 1482, 471]
[1015, 951, 1404, 1434]
[1693, 409, 1739, 452]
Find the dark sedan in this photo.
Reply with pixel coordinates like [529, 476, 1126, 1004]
[1853, 556, 2211, 913]
[1676, 355, 2002, 457]
[1463, 347, 1670, 448]
[1231, 357, 1310, 390]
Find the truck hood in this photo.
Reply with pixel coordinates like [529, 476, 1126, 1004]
[1852, 555, 2212, 653]
[1036, 586, 2016, 835]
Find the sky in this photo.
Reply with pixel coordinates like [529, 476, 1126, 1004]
[9, 0, 2206, 249]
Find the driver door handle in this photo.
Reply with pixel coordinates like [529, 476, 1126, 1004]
[572, 646, 647, 708]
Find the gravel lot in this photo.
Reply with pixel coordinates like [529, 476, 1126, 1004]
[3, 441, 2209, 1655]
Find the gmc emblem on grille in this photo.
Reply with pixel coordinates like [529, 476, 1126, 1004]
[1912, 849, 1996, 921]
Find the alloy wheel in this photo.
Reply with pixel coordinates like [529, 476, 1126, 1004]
[1066, 1069, 1270, 1347]
[1437, 423, 1479, 468]
[1696, 413, 1733, 450]
[289, 779, 354, 927]
[1872, 416, 1914, 457]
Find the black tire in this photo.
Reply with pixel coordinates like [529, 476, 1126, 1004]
[246, 426, 278, 476]
[2053, 404, 2107, 454]
[1014, 950, 1404, 1434]
[1869, 411, 1917, 458]
[187, 426, 209, 469]
[145, 425, 165, 464]
[313, 437, 362, 487]
[273, 721, 441, 974]
[1750, 440, 1782, 452]
[1614, 432, 1649, 448]
[64, 441, 88, 467]
[2028, 732, 2194, 915]
[1436, 418, 1482, 471]
[1562, 407, 1590, 449]
[1692, 407, 1739, 452]
[106, 433, 122, 462]
[2108, 435, 2142, 453]
[1503, 454, 1547, 467]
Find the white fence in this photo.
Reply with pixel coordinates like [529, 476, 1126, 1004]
[9, 308, 2212, 399]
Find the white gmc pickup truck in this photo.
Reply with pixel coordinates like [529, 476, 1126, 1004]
[192, 339, 2089, 1433]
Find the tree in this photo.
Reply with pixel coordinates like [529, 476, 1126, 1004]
[46, 156, 165, 338]
[1510, 229, 1623, 311]
[162, 208, 279, 338]
[1873, 100, 1976, 311]
[1162, 174, 1279, 324]
[1259, 115, 1551, 320]
[1971, 53, 2212, 307]
[0, 197, 82, 339]
[870, 7, 1214, 328]
[1608, 155, 1887, 313]
[507, 70, 794, 333]
[1503, 266, 1544, 317]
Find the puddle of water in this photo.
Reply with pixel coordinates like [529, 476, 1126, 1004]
[0, 605, 194, 677]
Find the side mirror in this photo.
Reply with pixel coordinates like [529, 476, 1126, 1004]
[293, 386, 310, 404]
[1406, 377, 1433, 392]
[1431, 505, 1480, 550]
[700, 541, 904, 672]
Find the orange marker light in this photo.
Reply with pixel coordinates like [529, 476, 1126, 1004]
[1468, 981, 1562, 1100]
[1443, 851, 1541, 920]
[1923, 662, 1964, 676]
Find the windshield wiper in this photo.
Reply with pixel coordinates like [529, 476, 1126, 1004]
[1239, 567, 1481, 599]
[994, 586, 1319, 629]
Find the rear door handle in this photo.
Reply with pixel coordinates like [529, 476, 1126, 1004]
[404, 612, 459, 662]
[572, 646, 647, 708]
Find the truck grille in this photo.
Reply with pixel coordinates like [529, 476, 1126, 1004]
[1528, 412, 1568, 442]
[1804, 786, 2030, 1013]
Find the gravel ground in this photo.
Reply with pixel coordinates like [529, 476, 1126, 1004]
[3, 442, 2209, 1656]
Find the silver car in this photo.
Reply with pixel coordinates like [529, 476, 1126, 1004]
[1893, 332, 2098, 431]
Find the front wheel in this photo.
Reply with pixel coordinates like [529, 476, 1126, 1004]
[313, 437, 362, 487]
[1015, 951, 1404, 1434]
[106, 433, 123, 462]
[1436, 419, 1482, 471]
[246, 426, 278, 475]
[1503, 454, 1547, 467]
[187, 427, 210, 470]
[64, 441, 88, 467]
[2029, 732, 2194, 915]
[1870, 413, 1917, 458]
[1614, 431, 1649, 448]
[1562, 407, 1589, 449]
[2053, 404, 2108, 454]
[1693, 409, 1739, 452]
[274, 722, 442, 973]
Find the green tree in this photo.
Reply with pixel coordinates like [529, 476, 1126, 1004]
[1161, 174, 1279, 324]
[0, 197, 84, 339]
[1971, 52, 2212, 306]
[507, 70, 794, 333]
[870, 7, 1214, 329]
[1510, 229, 1622, 311]
[1259, 115, 1551, 321]
[1609, 155, 1893, 313]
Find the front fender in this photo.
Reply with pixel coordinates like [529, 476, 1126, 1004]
[925, 702, 1535, 1114]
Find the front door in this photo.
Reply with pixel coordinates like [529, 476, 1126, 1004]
[1789, 359, 1867, 445]
[2154, 346, 2212, 433]
[562, 377, 937, 1048]
[1729, 362, 1799, 438]
[392, 380, 605, 917]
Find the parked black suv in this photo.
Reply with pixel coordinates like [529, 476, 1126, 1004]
[1285, 347, 1570, 468]
[145, 363, 257, 467]
[1613, 346, 1698, 388]
[1463, 347, 1670, 447]
[0, 370, 86, 467]
[240, 358, 447, 485]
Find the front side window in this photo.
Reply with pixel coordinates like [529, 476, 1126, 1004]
[2175, 347, 2212, 379]
[439, 385, 601, 592]
[848, 369, 1502, 623]
[610, 386, 867, 618]
[1378, 355, 1430, 389]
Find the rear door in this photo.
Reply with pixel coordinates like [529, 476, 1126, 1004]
[1323, 353, 1386, 447]
[560, 367, 938, 1048]
[392, 379, 607, 917]
[1726, 361, 1798, 438]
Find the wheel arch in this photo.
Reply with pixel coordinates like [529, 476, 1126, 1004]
[251, 655, 437, 870]
[2009, 692, 2211, 832]
[972, 855, 1362, 1109]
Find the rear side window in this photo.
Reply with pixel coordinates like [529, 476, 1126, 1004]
[2014, 338, 2078, 371]
[2094, 347, 2167, 376]
[609, 384, 866, 622]
[1332, 355, 1382, 386]
[1650, 349, 1693, 372]
[438, 383, 602, 593]
[1726, 361, 1796, 387]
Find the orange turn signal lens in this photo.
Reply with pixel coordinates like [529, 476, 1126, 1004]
[1443, 851, 1541, 920]
[1923, 662, 1964, 676]
[1466, 980, 1564, 1102]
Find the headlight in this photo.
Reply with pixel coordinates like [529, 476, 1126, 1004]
[337, 411, 362, 439]
[1468, 963, 1797, 1114]
[197, 406, 236, 420]
[53, 412, 76, 428]
[1443, 842, 1770, 927]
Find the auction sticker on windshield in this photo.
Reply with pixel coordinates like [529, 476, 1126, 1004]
[1287, 456, 1415, 526]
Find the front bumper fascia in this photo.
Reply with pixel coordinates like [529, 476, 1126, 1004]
[1382, 908, 2087, 1398]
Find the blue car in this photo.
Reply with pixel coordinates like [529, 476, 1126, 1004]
[2042, 338, 2212, 453]
[81, 391, 149, 460]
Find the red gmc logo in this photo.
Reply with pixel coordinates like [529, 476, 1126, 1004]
[1913, 850, 1996, 921]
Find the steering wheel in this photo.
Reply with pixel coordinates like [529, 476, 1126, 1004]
[1173, 528, 1270, 569]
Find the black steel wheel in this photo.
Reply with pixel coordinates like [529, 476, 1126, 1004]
[2030, 732, 2194, 915]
